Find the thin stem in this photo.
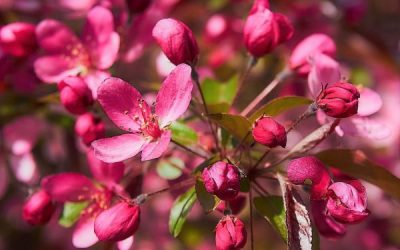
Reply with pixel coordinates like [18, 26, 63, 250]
[232, 56, 258, 105]
[286, 104, 317, 133]
[249, 185, 255, 250]
[253, 180, 270, 196]
[145, 177, 195, 198]
[172, 139, 208, 159]
[241, 69, 293, 117]
[252, 149, 270, 170]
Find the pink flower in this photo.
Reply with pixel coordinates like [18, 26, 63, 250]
[252, 116, 287, 148]
[34, 6, 119, 96]
[202, 161, 240, 200]
[243, 1, 293, 57]
[152, 18, 199, 66]
[75, 113, 105, 146]
[289, 33, 336, 75]
[215, 215, 247, 250]
[317, 82, 360, 118]
[22, 189, 55, 225]
[58, 76, 94, 115]
[0, 22, 37, 57]
[94, 201, 140, 241]
[92, 64, 193, 163]
[311, 200, 346, 239]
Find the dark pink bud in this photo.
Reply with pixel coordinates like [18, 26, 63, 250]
[326, 180, 369, 224]
[287, 156, 331, 200]
[94, 201, 140, 242]
[216, 194, 246, 215]
[126, 0, 152, 14]
[22, 190, 55, 225]
[317, 82, 360, 118]
[202, 161, 240, 200]
[58, 76, 94, 115]
[215, 215, 247, 250]
[252, 116, 287, 148]
[152, 18, 199, 66]
[0, 22, 37, 57]
[75, 113, 105, 146]
[244, 5, 293, 57]
[311, 200, 346, 239]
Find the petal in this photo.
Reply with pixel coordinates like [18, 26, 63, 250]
[87, 149, 125, 186]
[34, 55, 82, 83]
[357, 87, 382, 116]
[82, 6, 120, 69]
[97, 77, 147, 132]
[117, 236, 134, 250]
[308, 53, 341, 97]
[36, 19, 81, 53]
[83, 70, 110, 99]
[141, 130, 171, 161]
[92, 134, 147, 163]
[41, 173, 95, 202]
[311, 200, 346, 239]
[155, 64, 193, 127]
[10, 153, 39, 185]
[72, 217, 99, 248]
[340, 117, 391, 140]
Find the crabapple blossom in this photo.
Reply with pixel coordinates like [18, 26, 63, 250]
[215, 215, 247, 250]
[58, 76, 94, 115]
[0, 22, 37, 57]
[22, 189, 55, 225]
[252, 116, 287, 148]
[75, 113, 105, 146]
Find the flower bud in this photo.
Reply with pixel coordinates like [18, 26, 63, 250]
[317, 82, 360, 118]
[152, 18, 199, 65]
[289, 33, 336, 75]
[326, 180, 369, 224]
[202, 161, 240, 200]
[75, 113, 105, 146]
[58, 76, 94, 115]
[216, 194, 246, 215]
[94, 201, 140, 242]
[0, 22, 37, 57]
[252, 116, 287, 148]
[126, 0, 152, 14]
[215, 215, 247, 250]
[22, 189, 55, 225]
[244, 4, 293, 57]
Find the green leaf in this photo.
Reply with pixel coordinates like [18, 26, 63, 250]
[157, 157, 185, 180]
[59, 201, 89, 228]
[202, 76, 238, 113]
[316, 149, 400, 200]
[195, 180, 217, 212]
[208, 113, 253, 145]
[170, 121, 198, 145]
[249, 96, 313, 123]
[169, 187, 197, 237]
[254, 196, 288, 241]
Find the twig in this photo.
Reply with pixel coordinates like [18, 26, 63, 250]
[172, 139, 208, 159]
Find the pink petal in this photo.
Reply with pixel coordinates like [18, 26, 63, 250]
[92, 134, 147, 163]
[311, 200, 346, 239]
[34, 55, 82, 83]
[83, 70, 110, 99]
[340, 116, 391, 140]
[41, 173, 96, 202]
[97, 77, 148, 132]
[72, 217, 99, 248]
[87, 149, 125, 186]
[10, 153, 39, 185]
[308, 53, 341, 97]
[357, 87, 382, 116]
[82, 6, 120, 69]
[36, 19, 81, 53]
[117, 236, 134, 250]
[155, 64, 193, 127]
[141, 130, 171, 161]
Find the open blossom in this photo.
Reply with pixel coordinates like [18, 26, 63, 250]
[34, 6, 119, 96]
[252, 116, 287, 148]
[94, 201, 140, 241]
[215, 215, 247, 250]
[58, 76, 94, 115]
[202, 161, 240, 200]
[0, 22, 37, 57]
[152, 18, 199, 66]
[22, 189, 55, 225]
[243, 0, 293, 57]
[92, 64, 193, 163]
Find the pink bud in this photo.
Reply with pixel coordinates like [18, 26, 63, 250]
[317, 82, 360, 118]
[287, 156, 331, 200]
[289, 33, 336, 75]
[152, 18, 199, 66]
[215, 215, 247, 250]
[0, 22, 37, 57]
[244, 5, 293, 57]
[58, 76, 94, 115]
[202, 161, 240, 200]
[249, 0, 270, 14]
[75, 113, 105, 146]
[126, 0, 152, 14]
[252, 116, 287, 148]
[216, 194, 246, 215]
[94, 201, 140, 242]
[326, 180, 369, 224]
[22, 190, 55, 225]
